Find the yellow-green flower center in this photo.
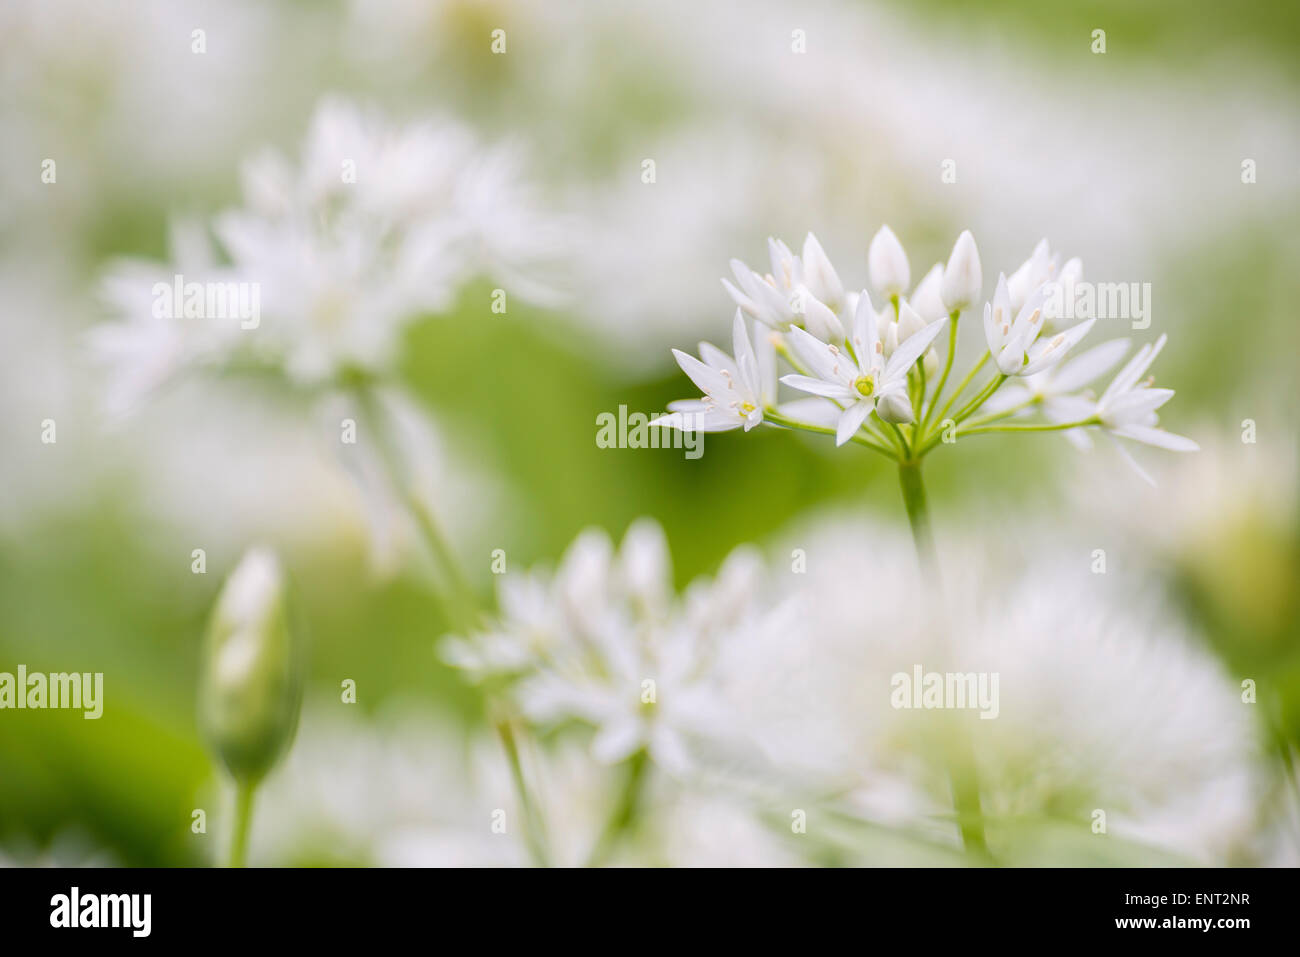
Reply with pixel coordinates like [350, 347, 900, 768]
[853, 375, 875, 397]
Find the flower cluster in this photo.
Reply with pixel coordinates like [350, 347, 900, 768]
[91, 98, 560, 414]
[656, 227, 1196, 481]
[444, 520, 780, 775]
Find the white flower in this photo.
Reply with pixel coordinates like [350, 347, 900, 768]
[721, 239, 803, 329]
[940, 229, 982, 311]
[447, 522, 769, 777]
[909, 263, 948, 323]
[797, 288, 847, 342]
[92, 98, 560, 395]
[990, 338, 1131, 449]
[1094, 334, 1198, 482]
[868, 224, 910, 297]
[737, 516, 1261, 863]
[1006, 238, 1060, 313]
[799, 232, 846, 312]
[654, 311, 766, 433]
[896, 298, 929, 343]
[983, 273, 1094, 376]
[781, 291, 947, 442]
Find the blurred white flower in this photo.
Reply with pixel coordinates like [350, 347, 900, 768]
[727, 514, 1263, 864]
[92, 98, 562, 404]
[446, 520, 775, 776]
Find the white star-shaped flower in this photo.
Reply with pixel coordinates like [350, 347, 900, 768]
[780, 290, 947, 444]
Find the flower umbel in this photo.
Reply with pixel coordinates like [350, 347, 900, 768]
[659, 226, 1194, 477]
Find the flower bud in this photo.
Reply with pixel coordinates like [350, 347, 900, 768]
[868, 225, 910, 296]
[897, 299, 928, 343]
[923, 347, 939, 379]
[910, 264, 947, 322]
[881, 314, 900, 357]
[199, 547, 304, 784]
[801, 232, 845, 310]
[876, 391, 915, 424]
[799, 289, 846, 342]
[940, 230, 982, 311]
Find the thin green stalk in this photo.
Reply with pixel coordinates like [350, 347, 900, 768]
[586, 749, 650, 867]
[353, 386, 553, 866]
[957, 416, 1098, 438]
[354, 386, 480, 632]
[763, 409, 897, 459]
[960, 397, 1037, 430]
[496, 715, 551, 867]
[896, 462, 988, 857]
[887, 421, 911, 460]
[952, 373, 1008, 425]
[934, 351, 988, 427]
[921, 310, 960, 432]
[229, 779, 256, 868]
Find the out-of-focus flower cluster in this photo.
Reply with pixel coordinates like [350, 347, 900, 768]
[91, 99, 561, 416]
[445, 520, 783, 775]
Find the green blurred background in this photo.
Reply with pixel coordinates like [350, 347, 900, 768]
[1, 0, 1297, 865]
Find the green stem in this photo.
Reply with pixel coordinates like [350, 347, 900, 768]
[934, 351, 988, 429]
[887, 421, 911, 460]
[896, 462, 988, 857]
[352, 386, 550, 865]
[587, 749, 650, 867]
[952, 373, 1008, 425]
[921, 310, 960, 432]
[960, 397, 1037, 430]
[763, 409, 897, 459]
[496, 715, 551, 867]
[957, 416, 1098, 438]
[354, 386, 480, 632]
[229, 779, 256, 868]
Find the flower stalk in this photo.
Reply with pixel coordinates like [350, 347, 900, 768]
[897, 461, 987, 856]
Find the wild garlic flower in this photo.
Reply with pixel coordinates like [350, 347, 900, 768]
[663, 225, 1192, 483]
[782, 294, 947, 439]
[445, 520, 772, 776]
[1092, 334, 1198, 482]
[654, 312, 768, 433]
[868, 225, 911, 297]
[723, 233, 847, 332]
[988, 338, 1131, 450]
[732, 516, 1261, 863]
[92, 98, 560, 408]
[982, 273, 1095, 377]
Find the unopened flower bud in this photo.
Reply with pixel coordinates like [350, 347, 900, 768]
[897, 299, 928, 343]
[801, 232, 845, 310]
[199, 547, 304, 784]
[868, 225, 910, 296]
[799, 289, 846, 342]
[910, 264, 947, 322]
[940, 229, 982, 311]
[923, 347, 939, 379]
[882, 314, 900, 357]
[876, 391, 914, 424]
